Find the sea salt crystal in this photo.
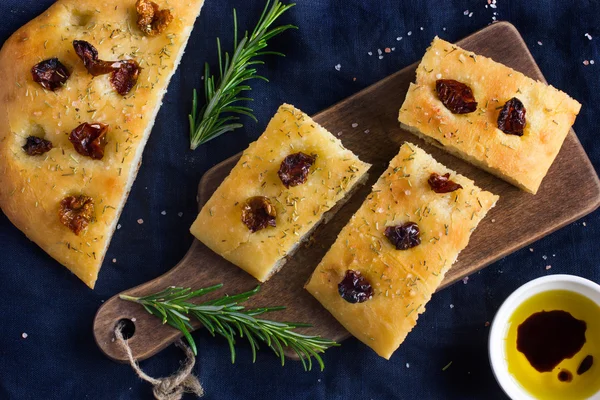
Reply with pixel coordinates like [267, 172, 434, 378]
[396, 36, 402, 41]
[462, 276, 469, 284]
[449, 304, 454, 309]
[537, 41, 543, 46]
[22, 333, 28, 339]
[542, 255, 548, 260]
[463, 10, 469, 16]
[335, 64, 341, 71]
[137, 219, 144, 224]
[591, 60, 595, 65]
[351, 123, 359, 128]
[583, 221, 587, 226]
[161, 210, 166, 215]
[368, 51, 373, 56]
[379, 55, 384, 60]
[468, 12, 473, 18]
[117, 224, 122, 230]
[585, 33, 593, 40]
[407, 31, 412, 36]
[377, 49, 382, 55]
[420, 27, 424, 31]
[406, 363, 410, 368]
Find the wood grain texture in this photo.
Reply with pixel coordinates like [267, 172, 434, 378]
[93, 22, 600, 363]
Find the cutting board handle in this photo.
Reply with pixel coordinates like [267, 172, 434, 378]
[94, 241, 209, 362]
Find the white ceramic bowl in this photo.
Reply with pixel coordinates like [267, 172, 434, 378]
[489, 274, 600, 400]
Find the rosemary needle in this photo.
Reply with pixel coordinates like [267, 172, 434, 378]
[120, 284, 338, 371]
[189, 0, 297, 150]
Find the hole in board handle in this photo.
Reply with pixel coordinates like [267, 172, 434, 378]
[116, 318, 136, 340]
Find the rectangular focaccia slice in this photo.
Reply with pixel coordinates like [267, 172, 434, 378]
[0, 0, 205, 288]
[190, 104, 371, 282]
[305, 143, 498, 359]
[398, 37, 581, 194]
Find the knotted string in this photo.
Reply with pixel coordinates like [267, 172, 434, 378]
[114, 323, 204, 400]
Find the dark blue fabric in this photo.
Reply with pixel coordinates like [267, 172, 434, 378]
[1, 1, 599, 399]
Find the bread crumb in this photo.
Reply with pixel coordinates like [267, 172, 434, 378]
[137, 219, 144, 224]
[384, 48, 391, 53]
[485, 321, 490, 327]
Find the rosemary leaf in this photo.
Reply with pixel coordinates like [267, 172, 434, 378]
[120, 284, 338, 371]
[189, 0, 297, 150]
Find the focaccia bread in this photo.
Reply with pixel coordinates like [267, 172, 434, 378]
[398, 37, 581, 194]
[190, 104, 371, 282]
[305, 143, 498, 359]
[0, 0, 205, 288]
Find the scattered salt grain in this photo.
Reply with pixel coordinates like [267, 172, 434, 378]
[529, 248, 534, 252]
[462, 276, 469, 284]
[351, 123, 359, 128]
[137, 219, 144, 224]
[318, 379, 321, 383]
[468, 12, 473, 18]
[436, 73, 442, 79]
[117, 224, 122, 230]
[22, 333, 28, 339]
[585, 33, 593, 40]
[131, 318, 137, 322]
[112, 258, 117, 263]
[364, 129, 370, 134]
[377, 49, 382, 55]
[391, 47, 395, 51]
[443, 27, 447, 31]
[449, 304, 454, 309]
[337, 131, 343, 137]
[178, 212, 183, 217]
[420, 27, 424, 31]
[396, 36, 402, 41]
[379, 55, 384, 60]
[368, 51, 373, 56]
[463, 10, 469, 16]
[591, 60, 595, 65]
[546, 265, 552, 270]
[537, 41, 543, 46]
[583, 221, 587, 226]
[161, 210, 166, 216]
[406, 363, 410, 368]
[407, 31, 412, 36]
[335, 64, 341, 71]
[542, 255, 548, 260]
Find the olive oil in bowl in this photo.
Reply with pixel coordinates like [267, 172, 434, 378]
[505, 290, 600, 399]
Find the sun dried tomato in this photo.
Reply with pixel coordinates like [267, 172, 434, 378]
[73, 40, 140, 95]
[136, 0, 173, 36]
[338, 270, 374, 304]
[384, 222, 421, 250]
[241, 196, 277, 232]
[498, 97, 526, 136]
[278, 152, 316, 188]
[22, 136, 53, 156]
[110, 60, 141, 96]
[59, 195, 95, 235]
[69, 122, 108, 160]
[428, 172, 463, 193]
[31, 58, 71, 91]
[436, 79, 478, 114]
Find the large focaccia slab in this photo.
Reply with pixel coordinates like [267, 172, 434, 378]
[191, 104, 371, 282]
[399, 37, 581, 194]
[0, 0, 204, 288]
[306, 143, 498, 359]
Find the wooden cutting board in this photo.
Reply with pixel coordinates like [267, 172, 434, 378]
[94, 21, 600, 363]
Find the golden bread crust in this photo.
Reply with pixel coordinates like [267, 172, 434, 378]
[190, 104, 371, 282]
[398, 37, 581, 194]
[305, 143, 498, 359]
[0, 0, 205, 288]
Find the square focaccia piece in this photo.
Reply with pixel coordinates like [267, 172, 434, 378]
[398, 37, 581, 194]
[305, 143, 498, 359]
[190, 104, 371, 282]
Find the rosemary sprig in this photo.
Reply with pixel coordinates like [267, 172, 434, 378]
[188, 0, 296, 150]
[120, 284, 338, 371]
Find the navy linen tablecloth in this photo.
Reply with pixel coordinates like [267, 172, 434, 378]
[1, 1, 599, 399]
